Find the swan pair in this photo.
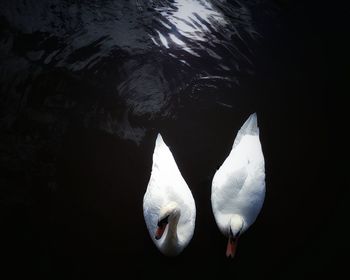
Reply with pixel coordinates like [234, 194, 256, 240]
[143, 113, 265, 257]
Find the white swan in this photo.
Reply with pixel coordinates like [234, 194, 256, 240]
[211, 113, 266, 258]
[143, 134, 196, 256]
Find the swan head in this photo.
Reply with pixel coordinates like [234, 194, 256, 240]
[226, 215, 244, 258]
[155, 202, 180, 240]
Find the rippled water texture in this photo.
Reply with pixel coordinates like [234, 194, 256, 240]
[0, 1, 334, 279]
[0, 0, 269, 141]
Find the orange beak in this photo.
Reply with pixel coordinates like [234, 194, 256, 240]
[155, 224, 167, 240]
[226, 236, 238, 258]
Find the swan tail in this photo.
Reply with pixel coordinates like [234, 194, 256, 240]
[233, 113, 259, 148]
[153, 133, 177, 174]
[153, 133, 167, 166]
[241, 113, 259, 135]
[156, 133, 165, 148]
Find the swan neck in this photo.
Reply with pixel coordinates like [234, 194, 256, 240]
[165, 208, 181, 243]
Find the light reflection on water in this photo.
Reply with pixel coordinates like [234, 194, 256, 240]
[0, 0, 261, 144]
[0, 1, 331, 278]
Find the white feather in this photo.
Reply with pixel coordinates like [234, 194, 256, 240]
[211, 113, 265, 236]
[143, 134, 196, 256]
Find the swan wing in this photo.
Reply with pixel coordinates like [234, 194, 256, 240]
[211, 113, 266, 231]
[143, 178, 165, 242]
[143, 134, 195, 248]
[233, 113, 259, 149]
[212, 165, 248, 213]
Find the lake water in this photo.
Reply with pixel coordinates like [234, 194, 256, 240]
[0, 0, 335, 278]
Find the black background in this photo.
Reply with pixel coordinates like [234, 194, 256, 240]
[1, 1, 342, 279]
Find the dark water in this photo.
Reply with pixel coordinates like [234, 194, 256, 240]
[0, 0, 338, 278]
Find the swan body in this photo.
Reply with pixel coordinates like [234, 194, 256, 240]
[143, 134, 196, 256]
[211, 113, 266, 257]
